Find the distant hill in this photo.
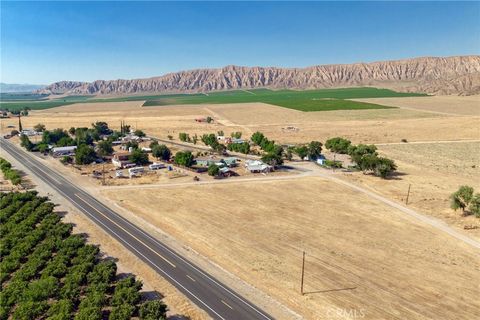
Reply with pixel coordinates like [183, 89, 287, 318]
[38, 56, 480, 96]
[1, 83, 45, 93]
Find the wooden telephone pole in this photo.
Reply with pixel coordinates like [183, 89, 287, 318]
[405, 184, 411, 205]
[102, 164, 106, 186]
[300, 251, 306, 295]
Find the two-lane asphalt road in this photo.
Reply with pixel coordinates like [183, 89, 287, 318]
[0, 139, 273, 320]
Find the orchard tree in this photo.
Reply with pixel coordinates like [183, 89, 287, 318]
[450, 185, 474, 215]
[139, 300, 168, 320]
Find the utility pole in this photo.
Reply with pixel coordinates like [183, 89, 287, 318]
[300, 251, 306, 295]
[102, 164, 106, 186]
[405, 184, 411, 205]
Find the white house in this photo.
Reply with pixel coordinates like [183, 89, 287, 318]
[245, 160, 273, 173]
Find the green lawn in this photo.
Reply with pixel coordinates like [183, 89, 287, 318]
[0, 87, 427, 112]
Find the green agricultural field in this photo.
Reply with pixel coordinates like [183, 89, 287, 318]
[0, 95, 93, 111]
[0, 100, 79, 110]
[0, 87, 427, 112]
[141, 87, 426, 111]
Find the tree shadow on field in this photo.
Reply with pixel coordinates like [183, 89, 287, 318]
[141, 290, 165, 301]
[55, 210, 69, 218]
[386, 171, 407, 180]
[100, 255, 119, 264]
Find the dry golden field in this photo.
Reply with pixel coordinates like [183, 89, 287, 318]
[5, 98, 478, 146]
[353, 95, 480, 115]
[2, 95, 480, 319]
[348, 141, 480, 238]
[102, 177, 480, 320]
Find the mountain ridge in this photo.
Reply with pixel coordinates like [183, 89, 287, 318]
[38, 56, 480, 96]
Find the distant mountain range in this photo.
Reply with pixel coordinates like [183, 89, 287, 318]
[39, 56, 480, 96]
[1, 83, 45, 93]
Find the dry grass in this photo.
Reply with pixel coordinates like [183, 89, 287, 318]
[4, 97, 480, 319]
[353, 95, 480, 116]
[335, 142, 480, 239]
[7, 99, 477, 146]
[102, 177, 480, 320]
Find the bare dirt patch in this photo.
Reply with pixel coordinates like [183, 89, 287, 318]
[101, 177, 480, 320]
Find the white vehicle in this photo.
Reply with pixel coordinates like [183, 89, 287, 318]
[128, 166, 144, 177]
[115, 171, 124, 178]
[141, 147, 152, 153]
[149, 163, 165, 170]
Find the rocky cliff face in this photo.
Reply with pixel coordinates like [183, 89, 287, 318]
[39, 56, 480, 96]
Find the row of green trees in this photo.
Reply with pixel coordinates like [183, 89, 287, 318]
[325, 137, 397, 178]
[201, 134, 226, 153]
[0, 191, 168, 320]
[0, 158, 22, 185]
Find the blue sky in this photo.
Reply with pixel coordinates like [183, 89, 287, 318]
[1, 1, 479, 84]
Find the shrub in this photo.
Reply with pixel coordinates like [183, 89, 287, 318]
[178, 132, 190, 142]
[208, 164, 220, 176]
[230, 131, 242, 139]
[324, 159, 343, 168]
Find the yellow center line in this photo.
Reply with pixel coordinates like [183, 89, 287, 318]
[221, 300, 234, 310]
[186, 274, 196, 282]
[75, 193, 176, 268]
